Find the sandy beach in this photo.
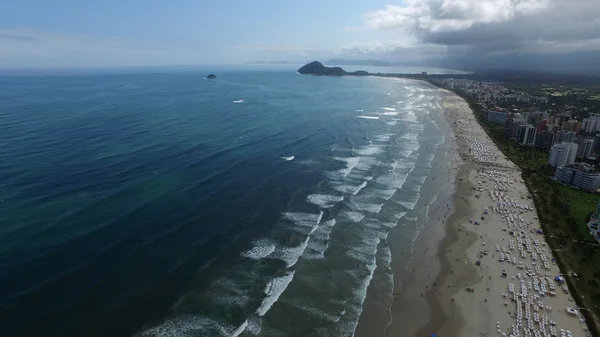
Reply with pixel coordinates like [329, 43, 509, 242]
[425, 93, 592, 337]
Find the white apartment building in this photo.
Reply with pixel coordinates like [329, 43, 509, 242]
[582, 114, 600, 133]
[548, 142, 578, 167]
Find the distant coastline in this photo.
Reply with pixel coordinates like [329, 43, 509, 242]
[297, 60, 441, 78]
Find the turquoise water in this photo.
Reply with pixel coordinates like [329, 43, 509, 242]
[0, 68, 454, 336]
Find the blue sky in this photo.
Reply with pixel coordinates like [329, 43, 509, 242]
[0, 0, 397, 67]
[0, 0, 595, 68]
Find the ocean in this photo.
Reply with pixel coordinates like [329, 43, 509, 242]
[0, 66, 457, 337]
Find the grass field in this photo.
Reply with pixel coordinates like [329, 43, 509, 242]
[557, 184, 600, 242]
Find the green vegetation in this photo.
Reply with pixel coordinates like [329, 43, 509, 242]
[507, 83, 600, 118]
[558, 185, 600, 238]
[437, 84, 600, 337]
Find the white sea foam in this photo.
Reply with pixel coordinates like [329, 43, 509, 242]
[357, 115, 379, 120]
[353, 157, 378, 172]
[382, 107, 397, 111]
[401, 132, 419, 141]
[331, 180, 368, 195]
[376, 173, 409, 190]
[346, 236, 380, 336]
[400, 144, 420, 158]
[245, 316, 262, 335]
[391, 211, 407, 222]
[281, 156, 295, 161]
[276, 237, 309, 267]
[351, 202, 383, 214]
[233, 99, 245, 103]
[379, 245, 393, 270]
[353, 145, 383, 156]
[402, 111, 418, 122]
[373, 134, 393, 142]
[334, 157, 360, 177]
[141, 316, 238, 337]
[231, 320, 248, 337]
[372, 188, 397, 200]
[407, 123, 424, 132]
[241, 238, 276, 260]
[304, 219, 336, 259]
[341, 211, 364, 222]
[282, 212, 323, 234]
[397, 200, 418, 211]
[256, 271, 295, 316]
[306, 194, 344, 208]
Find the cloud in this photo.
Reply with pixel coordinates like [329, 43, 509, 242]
[363, 0, 549, 32]
[336, 40, 447, 62]
[350, 0, 600, 57]
[337, 41, 410, 55]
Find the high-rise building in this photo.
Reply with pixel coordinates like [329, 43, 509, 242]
[558, 131, 576, 143]
[575, 138, 595, 159]
[517, 124, 536, 146]
[582, 114, 600, 133]
[504, 118, 514, 138]
[536, 119, 549, 132]
[563, 120, 581, 133]
[534, 131, 555, 152]
[556, 163, 600, 191]
[548, 142, 578, 167]
[516, 124, 528, 144]
[593, 134, 600, 154]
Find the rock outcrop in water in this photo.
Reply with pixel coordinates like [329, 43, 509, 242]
[297, 61, 369, 77]
[207, 74, 217, 79]
[297, 61, 346, 76]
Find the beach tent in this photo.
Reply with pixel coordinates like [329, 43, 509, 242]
[566, 307, 578, 315]
[431, 334, 438, 337]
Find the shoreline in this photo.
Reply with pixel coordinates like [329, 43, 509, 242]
[424, 92, 590, 337]
[372, 84, 464, 337]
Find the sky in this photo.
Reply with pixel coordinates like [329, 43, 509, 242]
[1, 0, 599, 68]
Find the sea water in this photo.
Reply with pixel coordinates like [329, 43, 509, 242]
[0, 67, 456, 337]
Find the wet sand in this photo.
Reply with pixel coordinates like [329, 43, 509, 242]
[380, 90, 464, 337]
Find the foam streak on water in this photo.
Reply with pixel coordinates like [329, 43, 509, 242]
[256, 271, 295, 316]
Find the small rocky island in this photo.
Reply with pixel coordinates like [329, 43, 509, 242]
[207, 74, 217, 79]
[297, 61, 369, 76]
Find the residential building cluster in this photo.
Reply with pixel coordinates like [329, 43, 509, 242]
[554, 163, 600, 192]
[437, 78, 549, 104]
[434, 78, 600, 193]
